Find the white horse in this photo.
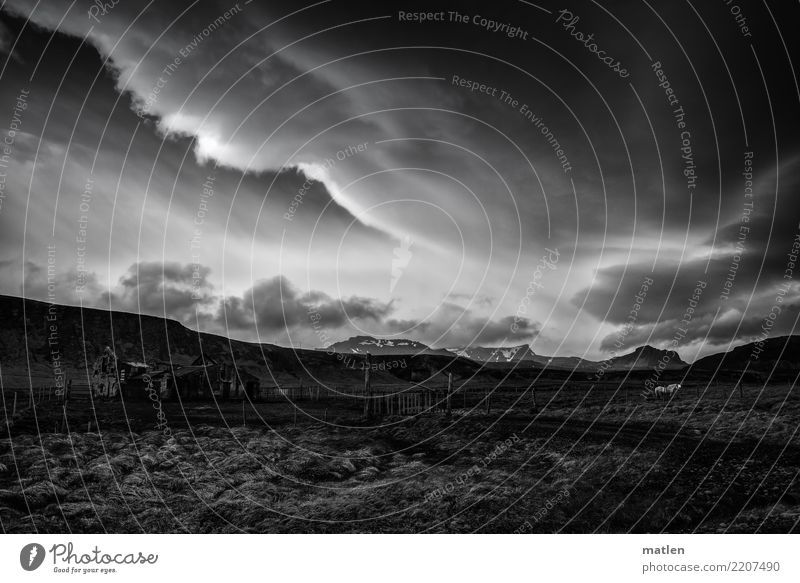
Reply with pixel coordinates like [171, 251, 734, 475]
[653, 383, 681, 400]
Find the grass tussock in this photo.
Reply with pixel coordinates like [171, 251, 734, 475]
[1, 412, 797, 533]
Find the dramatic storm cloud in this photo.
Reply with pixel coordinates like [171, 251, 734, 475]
[0, 1, 798, 358]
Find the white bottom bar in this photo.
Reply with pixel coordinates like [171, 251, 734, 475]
[1, 534, 796, 582]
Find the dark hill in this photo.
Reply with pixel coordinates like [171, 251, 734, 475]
[0, 296, 469, 387]
[689, 336, 800, 380]
[606, 345, 687, 370]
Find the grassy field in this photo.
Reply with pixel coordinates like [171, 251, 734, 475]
[533, 382, 800, 445]
[1, 381, 798, 533]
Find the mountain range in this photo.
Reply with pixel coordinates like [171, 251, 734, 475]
[448, 344, 596, 369]
[325, 335, 453, 356]
[336, 338, 687, 371]
[0, 294, 797, 386]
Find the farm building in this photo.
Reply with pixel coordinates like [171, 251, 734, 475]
[91, 346, 151, 398]
[232, 368, 261, 400]
[121, 370, 170, 401]
[189, 355, 261, 400]
[120, 354, 261, 401]
[121, 365, 213, 401]
[169, 365, 216, 399]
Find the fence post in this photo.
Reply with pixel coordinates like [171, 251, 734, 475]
[12, 392, 17, 417]
[242, 400, 246, 426]
[446, 373, 452, 417]
[363, 353, 372, 418]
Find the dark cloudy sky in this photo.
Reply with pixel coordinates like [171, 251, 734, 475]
[0, 0, 798, 361]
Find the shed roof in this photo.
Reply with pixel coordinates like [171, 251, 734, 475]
[172, 366, 211, 378]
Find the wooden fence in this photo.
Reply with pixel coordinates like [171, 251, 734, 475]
[250, 379, 520, 417]
[0, 384, 77, 415]
[3, 379, 738, 424]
